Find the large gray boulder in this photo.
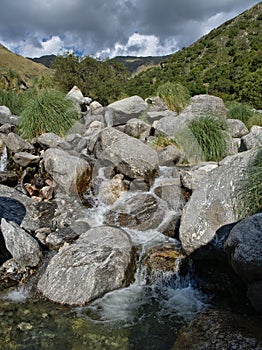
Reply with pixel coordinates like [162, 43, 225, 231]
[224, 213, 262, 313]
[105, 96, 147, 126]
[1, 218, 42, 267]
[94, 127, 159, 185]
[43, 148, 92, 194]
[179, 148, 260, 255]
[104, 192, 165, 231]
[225, 213, 262, 282]
[226, 119, 249, 138]
[37, 226, 135, 305]
[241, 126, 262, 150]
[37, 132, 72, 150]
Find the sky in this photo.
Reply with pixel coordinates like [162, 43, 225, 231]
[0, 0, 260, 59]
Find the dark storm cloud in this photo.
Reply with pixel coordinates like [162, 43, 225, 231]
[0, 0, 260, 57]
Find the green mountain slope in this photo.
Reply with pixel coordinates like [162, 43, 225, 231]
[0, 44, 50, 88]
[125, 2, 262, 108]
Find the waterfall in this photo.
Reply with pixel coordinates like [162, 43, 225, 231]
[0, 146, 8, 171]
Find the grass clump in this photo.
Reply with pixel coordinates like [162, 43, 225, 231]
[236, 148, 262, 219]
[226, 102, 262, 129]
[188, 116, 228, 162]
[0, 90, 24, 115]
[19, 89, 78, 139]
[156, 82, 190, 114]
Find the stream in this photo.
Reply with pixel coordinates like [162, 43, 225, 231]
[0, 155, 216, 350]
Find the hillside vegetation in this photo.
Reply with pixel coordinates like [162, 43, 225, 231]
[0, 44, 50, 88]
[125, 2, 262, 108]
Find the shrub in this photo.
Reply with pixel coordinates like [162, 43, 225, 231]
[246, 113, 262, 129]
[188, 116, 228, 161]
[156, 82, 190, 114]
[236, 148, 262, 218]
[151, 134, 178, 149]
[19, 89, 78, 139]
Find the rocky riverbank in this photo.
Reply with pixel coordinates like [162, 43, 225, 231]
[0, 88, 261, 348]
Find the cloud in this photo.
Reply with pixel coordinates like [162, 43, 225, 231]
[0, 0, 260, 57]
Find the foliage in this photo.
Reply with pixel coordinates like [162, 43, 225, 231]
[51, 53, 130, 105]
[236, 148, 262, 218]
[226, 102, 262, 129]
[0, 90, 24, 115]
[19, 89, 78, 139]
[124, 3, 261, 109]
[188, 116, 228, 161]
[156, 82, 190, 113]
[226, 103, 253, 125]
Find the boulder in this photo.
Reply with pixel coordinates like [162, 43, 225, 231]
[1, 132, 34, 153]
[147, 110, 176, 124]
[226, 119, 249, 138]
[37, 226, 135, 305]
[36, 132, 72, 150]
[241, 126, 262, 150]
[123, 118, 151, 140]
[66, 86, 85, 105]
[89, 101, 104, 115]
[104, 192, 165, 231]
[0, 106, 20, 126]
[158, 145, 184, 166]
[180, 162, 218, 191]
[247, 280, 262, 314]
[179, 148, 260, 255]
[1, 218, 42, 267]
[94, 127, 159, 185]
[105, 96, 147, 126]
[43, 148, 92, 194]
[13, 152, 40, 167]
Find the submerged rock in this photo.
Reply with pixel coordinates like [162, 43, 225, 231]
[37, 226, 135, 305]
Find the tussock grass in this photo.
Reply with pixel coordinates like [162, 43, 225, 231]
[0, 90, 24, 115]
[226, 102, 261, 129]
[151, 134, 178, 149]
[19, 89, 78, 139]
[156, 82, 190, 114]
[236, 148, 262, 218]
[188, 116, 228, 162]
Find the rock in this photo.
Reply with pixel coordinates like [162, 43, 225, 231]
[146, 96, 167, 111]
[225, 213, 262, 282]
[0, 171, 19, 187]
[147, 110, 177, 124]
[36, 132, 72, 150]
[179, 148, 259, 255]
[37, 226, 135, 305]
[0, 123, 16, 133]
[172, 309, 262, 350]
[0, 106, 20, 126]
[43, 148, 92, 194]
[104, 192, 165, 231]
[105, 96, 147, 126]
[13, 152, 40, 167]
[123, 118, 151, 140]
[180, 162, 218, 191]
[94, 127, 159, 185]
[247, 280, 262, 314]
[97, 174, 127, 205]
[66, 86, 85, 105]
[1, 218, 42, 267]
[241, 126, 262, 150]
[153, 114, 183, 138]
[89, 101, 104, 115]
[226, 119, 249, 138]
[158, 145, 184, 166]
[1, 132, 34, 153]
[143, 244, 184, 273]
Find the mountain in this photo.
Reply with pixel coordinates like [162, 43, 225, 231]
[125, 2, 262, 108]
[0, 44, 50, 87]
[28, 54, 57, 68]
[110, 55, 168, 75]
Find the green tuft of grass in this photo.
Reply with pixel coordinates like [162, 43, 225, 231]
[236, 148, 262, 219]
[226, 102, 253, 127]
[188, 116, 228, 162]
[19, 89, 78, 139]
[0, 90, 24, 115]
[151, 134, 178, 149]
[156, 82, 190, 114]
